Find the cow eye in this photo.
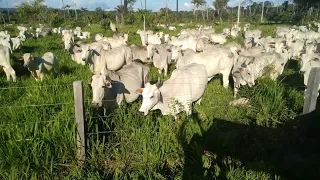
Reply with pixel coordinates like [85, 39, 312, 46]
[247, 72, 251, 75]
[78, 50, 82, 52]
[150, 96, 154, 99]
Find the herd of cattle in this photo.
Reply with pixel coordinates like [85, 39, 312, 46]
[0, 22, 320, 117]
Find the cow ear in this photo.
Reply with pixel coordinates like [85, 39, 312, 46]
[105, 81, 112, 88]
[18, 56, 24, 60]
[268, 44, 275, 48]
[136, 88, 143, 94]
[313, 50, 319, 54]
[30, 55, 34, 60]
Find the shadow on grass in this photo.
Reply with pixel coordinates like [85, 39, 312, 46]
[178, 101, 320, 179]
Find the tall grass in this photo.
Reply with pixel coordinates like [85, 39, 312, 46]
[0, 23, 306, 179]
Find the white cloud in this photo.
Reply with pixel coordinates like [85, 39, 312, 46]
[184, 2, 194, 9]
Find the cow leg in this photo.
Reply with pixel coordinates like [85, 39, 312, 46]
[222, 74, 229, 88]
[164, 65, 168, 76]
[4, 66, 16, 82]
[2, 67, 10, 81]
[234, 87, 239, 98]
[196, 98, 202, 105]
[39, 73, 44, 81]
[158, 69, 162, 75]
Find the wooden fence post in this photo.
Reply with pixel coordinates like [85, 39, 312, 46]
[73, 80, 86, 166]
[303, 67, 320, 114]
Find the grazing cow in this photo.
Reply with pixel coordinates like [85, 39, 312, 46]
[136, 63, 208, 118]
[174, 46, 235, 87]
[81, 45, 133, 74]
[90, 61, 150, 115]
[0, 45, 16, 82]
[233, 52, 287, 97]
[19, 52, 58, 81]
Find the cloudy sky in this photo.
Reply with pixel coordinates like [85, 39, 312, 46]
[1, 0, 280, 11]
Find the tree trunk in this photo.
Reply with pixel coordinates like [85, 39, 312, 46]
[74, 9, 78, 20]
[207, 8, 209, 20]
[124, 0, 128, 14]
[237, 1, 241, 27]
[6, 0, 10, 23]
[261, 1, 264, 23]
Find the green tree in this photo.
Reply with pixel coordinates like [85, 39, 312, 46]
[213, 0, 229, 24]
[191, 0, 206, 20]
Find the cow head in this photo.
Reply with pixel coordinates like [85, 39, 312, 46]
[146, 44, 157, 60]
[90, 74, 112, 108]
[18, 53, 34, 67]
[300, 54, 315, 74]
[171, 45, 182, 62]
[238, 57, 255, 87]
[136, 82, 162, 116]
[81, 44, 94, 61]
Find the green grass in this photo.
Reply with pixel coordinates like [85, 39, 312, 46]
[0, 23, 313, 179]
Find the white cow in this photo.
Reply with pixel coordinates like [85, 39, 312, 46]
[0, 45, 16, 82]
[146, 44, 172, 75]
[174, 46, 235, 87]
[0, 35, 12, 53]
[101, 36, 127, 48]
[62, 32, 74, 51]
[81, 45, 133, 74]
[94, 33, 104, 42]
[10, 37, 23, 51]
[209, 34, 227, 45]
[300, 53, 320, 86]
[136, 63, 208, 118]
[90, 61, 150, 115]
[19, 52, 58, 81]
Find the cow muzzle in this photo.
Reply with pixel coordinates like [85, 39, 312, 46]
[92, 102, 100, 108]
[147, 57, 151, 60]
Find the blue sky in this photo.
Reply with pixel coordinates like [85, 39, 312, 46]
[1, 0, 281, 11]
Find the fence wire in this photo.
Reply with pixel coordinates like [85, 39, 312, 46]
[0, 118, 74, 127]
[0, 84, 73, 90]
[0, 102, 74, 109]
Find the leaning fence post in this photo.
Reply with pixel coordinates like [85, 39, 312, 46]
[303, 67, 320, 115]
[73, 80, 86, 166]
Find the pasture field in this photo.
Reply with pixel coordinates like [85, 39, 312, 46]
[0, 23, 319, 179]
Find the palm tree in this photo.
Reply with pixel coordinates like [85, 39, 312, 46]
[191, 0, 206, 20]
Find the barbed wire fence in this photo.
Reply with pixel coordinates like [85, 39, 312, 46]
[0, 67, 319, 167]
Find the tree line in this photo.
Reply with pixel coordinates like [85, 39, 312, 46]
[0, 0, 319, 28]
